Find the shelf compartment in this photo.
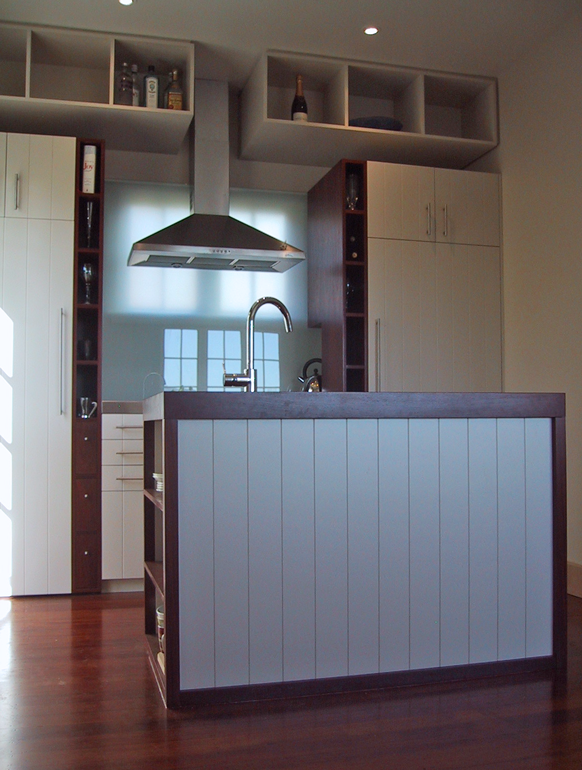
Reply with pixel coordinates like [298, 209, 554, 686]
[29, 28, 111, 104]
[345, 264, 365, 314]
[266, 52, 346, 125]
[346, 367, 366, 392]
[113, 36, 194, 112]
[424, 74, 498, 142]
[145, 560, 164, 595]
[75, 362, 99, 415]
[348, 64, 423, 135]
[0, 26, 28, 97]
[144, 488, 164, 511]
[242, 51, 498, 169]
[345, 212, 365, 260]
[345, 315, 366, 367]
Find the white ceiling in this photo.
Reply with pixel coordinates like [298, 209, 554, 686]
[0, 0, 580, 86]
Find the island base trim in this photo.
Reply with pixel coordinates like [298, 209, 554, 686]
[175, 656, 557, 709]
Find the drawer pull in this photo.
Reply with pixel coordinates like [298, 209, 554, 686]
[116, 451, 144, 455]
[84, 494, 89, 499]
[84, 551, 89, 556]
[116, 477, 143, 481]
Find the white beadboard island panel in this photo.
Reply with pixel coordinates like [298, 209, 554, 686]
[281, 420, 316, 682]
[177, 414, 556, 695]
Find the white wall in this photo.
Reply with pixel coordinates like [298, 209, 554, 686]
[473, 8, 582, 567]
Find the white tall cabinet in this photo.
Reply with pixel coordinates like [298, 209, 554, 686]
[0, 132, 75, 596]
[367, 161, 502, 393]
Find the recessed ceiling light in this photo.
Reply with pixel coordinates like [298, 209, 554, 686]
[119, 0, 133, 5]
[364, 26, 379, 35]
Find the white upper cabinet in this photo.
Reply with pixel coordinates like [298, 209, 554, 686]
[367, 162, 435, 242]
[0, 24, 194, 154]
[3, 134, 75, 220]
[434, 168, 500, 247]
[367, 161, 500, 247]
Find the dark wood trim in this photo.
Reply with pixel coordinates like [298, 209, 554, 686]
[71, 138, 105, 594]
[145, 635, 167, 706]
[144, 391, 565, 423]
[145, 391, 566, 709]
[177, 656, 557, 708]
[553, 415, 568, 669]
[163, 419, 180, 709]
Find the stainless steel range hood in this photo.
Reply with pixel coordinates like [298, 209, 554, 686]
[128, 80, 305, 273]
[128, 213, 305, 272]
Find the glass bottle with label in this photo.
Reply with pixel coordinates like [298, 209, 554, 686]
[164, 68, 183, 110]
[144, 65, 159, 108]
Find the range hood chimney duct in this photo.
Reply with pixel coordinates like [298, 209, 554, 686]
[128, 80, 305, 272]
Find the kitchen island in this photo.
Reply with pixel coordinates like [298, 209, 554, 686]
[143, 391, 566, 709]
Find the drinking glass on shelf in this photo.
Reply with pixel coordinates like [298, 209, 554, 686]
[86, 201, 94, 248]
[80, 397, 98, 418]
[82, 262, 95, 304]
[346, 173, 359, 210]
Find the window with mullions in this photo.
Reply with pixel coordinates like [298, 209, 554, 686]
[163, 329, 198, 390]
[253, 331, 280, 391]
[207, 330, 242, 391]
[206, 330, 281, 392]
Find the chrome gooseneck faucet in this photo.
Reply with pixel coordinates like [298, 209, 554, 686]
[224, 297, 293, 392]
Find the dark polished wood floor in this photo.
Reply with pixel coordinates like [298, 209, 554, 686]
[3, 592, 582, 770]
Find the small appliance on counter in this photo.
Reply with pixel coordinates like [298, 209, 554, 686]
[298, 358, 322, 392]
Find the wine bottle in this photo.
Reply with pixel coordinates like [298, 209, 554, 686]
[291, 74, 308, 121]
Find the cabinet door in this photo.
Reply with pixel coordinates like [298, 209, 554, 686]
[5, 133, 30, 218]
[368, 238, 502, 393]
[435, 168, 500, 246]
[123, 489, 144, 579]
[4, 134, 76, 221]
[1, 217, 73, 596]
[367, 161, 435, 242]
[102, 490, 123, 579]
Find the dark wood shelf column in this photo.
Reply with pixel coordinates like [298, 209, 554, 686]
[308, 159, 368, 392]
[71, 139, 105, 594]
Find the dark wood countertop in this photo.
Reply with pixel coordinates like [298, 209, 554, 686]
[143, 391, 565, 422]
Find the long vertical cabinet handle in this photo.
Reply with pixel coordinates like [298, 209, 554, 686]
[375, 318, 382, 392]
[443, 204, 448, 237]
[426, 202, 432, 236]
[14, 173, 20, 210]
[59, 308, 66, 415]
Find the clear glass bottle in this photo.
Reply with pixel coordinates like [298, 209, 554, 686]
[117, 62, 133, 105]
[164, 68, 183, 110]
[144, 65, 159, 108]
[131, 63, 140, 106]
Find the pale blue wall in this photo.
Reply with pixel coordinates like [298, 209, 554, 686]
[102, 182, 321, 400]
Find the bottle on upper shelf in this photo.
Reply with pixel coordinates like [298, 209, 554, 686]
[117, 62, 133, 106]
[82, 145, 97, 194]
[131, 63, 140, 106]
[291, 74, 308, 122]
[164, 68, 183, 110]
[144, 65, 159, 108]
